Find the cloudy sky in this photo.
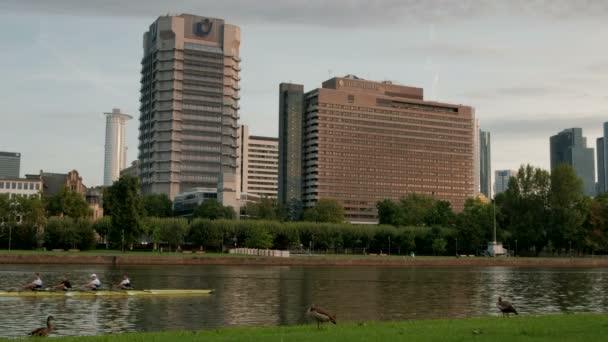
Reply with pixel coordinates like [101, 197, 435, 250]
[1, 0, 607, 186]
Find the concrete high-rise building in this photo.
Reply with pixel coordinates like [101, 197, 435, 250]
[278, 75, 476, 223]
[237, 125, 279, 199]
[597, 137, 605, 194]
[0, 151, 20, 178]
[494, 169, 516, 196]
[479, 129, 491, 198]
[104, 108, 132, 186]
[550, 128, 595, 196]
[138, 14, 240, 209]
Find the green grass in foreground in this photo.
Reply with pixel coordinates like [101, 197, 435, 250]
[14, 314, 608, 342]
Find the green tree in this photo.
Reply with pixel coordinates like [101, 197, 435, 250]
[194, 199, 236, 220]
[150, 218, 189, 252]
[587, 193, 608, 253]
[189, 219, 224, 251]
[548, 164, 589, 253]
[377, 199, 401, 225]
[92, 217, 112, 247]
[500, 164, 551, 255]
[142, 193, 173, 217]
[0, 195, 46, 249]
[426, 200, 456, 226]
[46, 186, 92, 219]
[398, 193, 436, 226]
[44, 217, 96, 250]
[456, 197, 495, 254]
[103, 175, 144, 250]
[302, 199, 345, 223]
[432, 238, 447, 255]
[245, 197, 281, 220]
[243, 228, 273, 249]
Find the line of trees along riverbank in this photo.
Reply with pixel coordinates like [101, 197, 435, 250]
[2, 164, 608, 256]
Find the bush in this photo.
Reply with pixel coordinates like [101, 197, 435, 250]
[44, 217, 96, 250]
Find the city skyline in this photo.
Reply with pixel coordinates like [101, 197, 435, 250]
[1, 1, 607, 186]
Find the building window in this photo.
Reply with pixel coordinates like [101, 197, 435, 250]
[29, 183, 34, 190]
[17, 183, 22, 190]
[35, 183, 40, 190]
[12, 182, 16, 189]
[0, 182, 3, 189]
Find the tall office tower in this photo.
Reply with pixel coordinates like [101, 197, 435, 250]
[479, 129, 491, 198]
[278, 83, 304, 207]
[494, 169, 516, 196]
[597, 137, 605, 194]
[473, 120, 480, 197]
[599, 122, 608, 194]
[550, 128, 595, 196]
[0, 151, 20, 178]
[138, 14, 240, 207]
[104, 108, 132, 186]
[237, 125, 279, 198]
[278, 75, 476, 223]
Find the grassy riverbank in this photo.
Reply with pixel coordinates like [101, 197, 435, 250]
[1, 249, 608, 267]
[10, 314, 608, 341]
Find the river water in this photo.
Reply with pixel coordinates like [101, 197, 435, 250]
[1, 264, 607, 338]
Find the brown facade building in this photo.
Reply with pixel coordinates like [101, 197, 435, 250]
[279, 75, 476, 223]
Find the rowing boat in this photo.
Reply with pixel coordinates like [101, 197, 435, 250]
[0, 289, 214, 297]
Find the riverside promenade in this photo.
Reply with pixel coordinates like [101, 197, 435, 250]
[1, 251, 607, 267]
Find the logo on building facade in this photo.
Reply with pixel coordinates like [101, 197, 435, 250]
[195, 18, 213, 37]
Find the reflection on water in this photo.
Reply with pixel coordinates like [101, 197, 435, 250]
[1, 264, 608, 338]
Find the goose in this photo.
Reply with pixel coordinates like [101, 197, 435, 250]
[29, 316, 54, 337]
[306, 304, 336, 329]
[497, 297, 518, 317]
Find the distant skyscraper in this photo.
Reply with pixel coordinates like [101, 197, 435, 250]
[549, 128, 595, 196]
[479, 129, 491, 198]
[494, 169, 516, 196]
[237, 125, 279, 199]
[278, 75, 476, 223]
[0, 151, 20, 178]
[597, 137, 605, 194]
[138, 14, 240, 208]
[598, 122, 608, 194]
[104, 108, 132, 186]
[278, 83, 304, 206]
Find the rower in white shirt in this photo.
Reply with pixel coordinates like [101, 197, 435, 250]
[84, 274, 101, 290]
[23, 272, 43, 290]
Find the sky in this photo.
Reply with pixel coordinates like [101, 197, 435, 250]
[1, 0, 607, 186]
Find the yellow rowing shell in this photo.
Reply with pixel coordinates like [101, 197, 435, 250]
[0, 289, 214, 297]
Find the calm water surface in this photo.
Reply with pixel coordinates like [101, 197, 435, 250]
[1, 264, 608, 338]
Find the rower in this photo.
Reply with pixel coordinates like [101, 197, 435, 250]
[84, 274, 101, 291]
[52, 274, 72, 291]
[116, 274, 132, 290]
[23, 273, 43, 291]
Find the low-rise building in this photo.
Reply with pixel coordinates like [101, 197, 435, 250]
[173, 187, 218, 217]
[0, 177, 43, 199]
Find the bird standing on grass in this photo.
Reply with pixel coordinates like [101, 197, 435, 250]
[307, 304, 337, 329]
[29, 316, 54, 337]
[497, 297, 518, 317]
